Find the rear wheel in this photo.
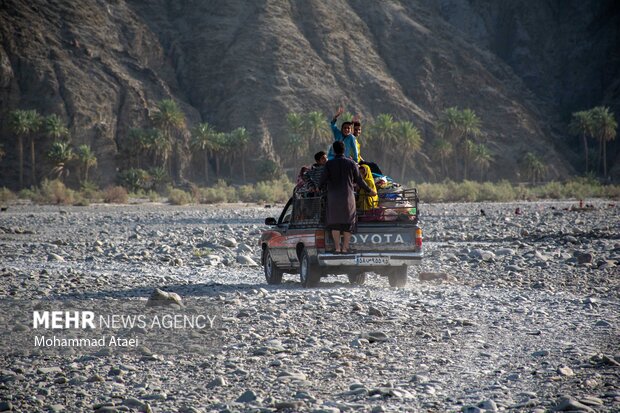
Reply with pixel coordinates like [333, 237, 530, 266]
[387, 266, 408, 287]
[300, 249, 321, 288]
[264, 249, 283, 285]
[348, 272, 367, 285]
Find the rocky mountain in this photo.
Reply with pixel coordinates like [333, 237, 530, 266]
[1, 0, 618, 187]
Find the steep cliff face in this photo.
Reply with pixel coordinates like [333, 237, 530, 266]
[0, 0, 200, 185]
[435, 0, 620, 176]
[1, 0, 617, 187]
[435, 0, 620, 115]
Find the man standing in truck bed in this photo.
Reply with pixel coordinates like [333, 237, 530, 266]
[320, 140, 377, 254]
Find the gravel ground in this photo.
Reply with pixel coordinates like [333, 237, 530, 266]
[0, 200, 618, 413]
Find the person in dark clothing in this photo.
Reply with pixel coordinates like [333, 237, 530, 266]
[305, 150, 327, 192]
[319, 141, 377, 253]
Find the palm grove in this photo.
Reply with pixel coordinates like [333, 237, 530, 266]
[1, 100, 617, 193]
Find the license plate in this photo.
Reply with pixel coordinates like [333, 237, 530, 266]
[356, 256, 390, 265]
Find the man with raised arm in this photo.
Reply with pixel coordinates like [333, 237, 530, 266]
[327, 106, 358, 162]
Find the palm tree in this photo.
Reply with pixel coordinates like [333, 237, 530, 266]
[151, 99, 185, 137]
[151, 129, 172, 172]
[9, 110, 30, 188]
[522, 152, 546, 184]
[150, 99, 185, 177]
[437, 107, 481, 180]
[590, 106, 617, 178]
[286, 112, 306, 165]
[459, 109, 482, 138]
[76, 145, 97, 183]
[432, 138, 453, 179]
[148, 166, 169, 192]
[340, 111, 354, 123]
[462, 139, 477, 180]
[306, 111, 331, 146]
[45, 114, 69, 140]
[126, 128, 148, 168]
[139, 129, 159, 167]
[47, 141, 75, 182]
[191, 122, 218, 184]
[369, 114, 396, 171]
[230, 127, 250, 182]
[458, 109, 481, 180]
[472, 143, 493, 180]
[211, 132, 229, 178]
[437, 107, 461, 142]
[43, 114, 69, 185]
[23, 110, 44, 186]
[394, 121, 423, 182]
[569, 110, 594, 173]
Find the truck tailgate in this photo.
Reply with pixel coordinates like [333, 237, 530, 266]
[326, 224, 419, 252]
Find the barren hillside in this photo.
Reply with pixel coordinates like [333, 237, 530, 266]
[1, 0, 618, 186]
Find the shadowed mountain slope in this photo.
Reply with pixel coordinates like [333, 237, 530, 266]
[1, 0, 618, 186]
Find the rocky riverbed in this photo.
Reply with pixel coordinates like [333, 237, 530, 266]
[0, 200, 618, 413]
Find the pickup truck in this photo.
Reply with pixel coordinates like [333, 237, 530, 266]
[260, 189, 423, 288]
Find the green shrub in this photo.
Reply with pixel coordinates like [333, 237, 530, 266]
[602, 184, 620, 199]
[18, 188, 38, 200]
[218, 180, 239, 202]
[237, 184, 256, 202]
[104, 186, 129, 204]
[80, 181, 103, 201]
[197, 180, 238, 203]
[561, 177, 607, 199]
[118, 168, 150, 192]
[535, 181, 564, 199]
[254, 182, 275, 203]
[191, 177, 293, 204]
[146, 190, 161, 203]
[168, 188, 193, 205]
[149, 167, 170, 193]
[39, 179, 75, 205]
[416, 182, 448, 203]
[73, 193, 90, 206]
[197, 187, 228, 204]
[478, 180, 515, 202]
[254, 178, 293, 203]
[513, 184, 531, 200]
[451, 180, 479, 202]
[0, 187, 16, 203]
[409, 179, 619, 203]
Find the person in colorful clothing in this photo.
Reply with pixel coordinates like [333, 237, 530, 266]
[357, 164, 379, 211]
[327, 107, 358, 162]
[352, 119, 382, 175]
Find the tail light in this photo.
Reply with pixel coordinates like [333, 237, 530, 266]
[315, 230, 325, 249]
[415, 228, 423, 248]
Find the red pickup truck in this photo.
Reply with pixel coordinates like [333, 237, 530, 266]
[260, 189, 423, 288]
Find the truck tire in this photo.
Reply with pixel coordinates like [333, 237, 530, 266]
[263, 248, 283, 285]
[348, 272, 367, 285]
[388, 266, 408, 287]
[300, 249, 321, 288]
